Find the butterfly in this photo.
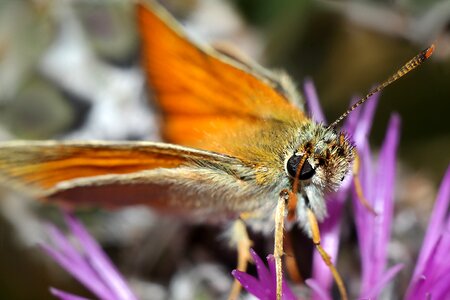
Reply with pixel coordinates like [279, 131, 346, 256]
[0, 1, 434, 299]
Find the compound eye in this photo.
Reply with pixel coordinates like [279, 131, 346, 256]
[286, 155, 316, 180]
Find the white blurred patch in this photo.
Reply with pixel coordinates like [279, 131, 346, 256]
[129, 278, 167, 300]
[184, 0, 264, 62]
[0, 193, 47, 247]
[170, 263, 231, 300]
[39, 1, 157, 141]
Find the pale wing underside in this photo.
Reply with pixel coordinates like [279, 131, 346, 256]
[44, 166, 271, 218]
[0, 141, 266, 214]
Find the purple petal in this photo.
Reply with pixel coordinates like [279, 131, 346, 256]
[412, 166, 450, 279]
[359, 137, 375, 197]
[233, 252, 296, 300]
[353, 139, 375, 246]
[40, 242, 114, 300]
[232, 270, 266, 299]
[303, 79, 326, 124]
[342, 96, 361, 135]
[411, 235, 443, 299]
[405, 166, 450, 299]
[50, 288, 91, 300]
[410, 229, 450, 299]
[64, 213, 137, 300]
[42, 212, 138, 300]
[250, 248, 271, 285]
[267, 254, 277, 294]
[354, 114, 400, 296]
[363, 264, 404, 299]
[433, 231, 450, 277]
[352, 92, 380, 147]
[371, 114, 400, 280]
[46, 224, 93, 271]
[428, 268, 450, 299]
[424, 230, 450, 284]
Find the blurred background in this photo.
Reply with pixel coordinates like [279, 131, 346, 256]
[0, 0, 449, 299]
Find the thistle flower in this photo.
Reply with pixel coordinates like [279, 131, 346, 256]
[303, 79, 399, 299]
[305, 80, 407, 298]
[352, 113, 404, 298]
[234, 80, 405, 299]
[40, 212, 137, 300]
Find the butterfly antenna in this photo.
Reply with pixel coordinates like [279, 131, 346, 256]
[328, 44, 435, 129]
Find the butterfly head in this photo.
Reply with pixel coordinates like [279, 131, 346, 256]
[285, 123, 354, 221]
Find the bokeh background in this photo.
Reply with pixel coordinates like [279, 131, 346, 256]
[0, 0, 449, 299]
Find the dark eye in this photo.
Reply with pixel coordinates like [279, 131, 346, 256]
[286, 155, 315, 180]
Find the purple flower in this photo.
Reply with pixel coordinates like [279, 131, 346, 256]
[352, 113, 404, 298]
[304, 80, 404, 298]
[405, 166, 450, 299]
[232, 249, 297, 300]
[304, 80, 399, 299]
[233, 80, 394, 300]
[304, 80, 449, 299]
[40, 211, 138, 300]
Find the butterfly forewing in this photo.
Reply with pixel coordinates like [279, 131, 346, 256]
[136, 2, 306, 154]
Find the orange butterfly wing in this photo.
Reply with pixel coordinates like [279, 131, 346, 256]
[0, 141, 236, 190]
[0, 141, 259, 213]
[137, 2, 306, 154]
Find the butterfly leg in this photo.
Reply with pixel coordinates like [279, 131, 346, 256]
[228, 219, 253, 300]
[274, 190, 289, 300]
[352, 149, 377, 215]
[307, 208, 348, 300]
